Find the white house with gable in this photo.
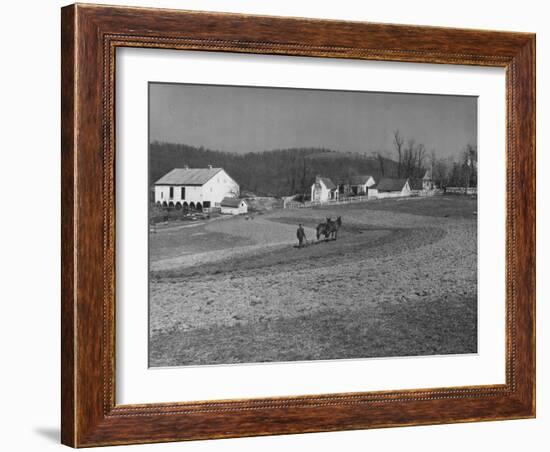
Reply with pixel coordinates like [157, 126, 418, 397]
[154, 166, 239, 210]
[311, 175, 338, 203]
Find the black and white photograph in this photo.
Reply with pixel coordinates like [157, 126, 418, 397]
[2, 0, 542, 450]
[148, 82, 478, 367]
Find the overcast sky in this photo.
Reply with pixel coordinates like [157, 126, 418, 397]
[149, 82, 477, 159]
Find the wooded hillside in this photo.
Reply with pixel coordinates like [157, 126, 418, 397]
[150, 142, 398, 197]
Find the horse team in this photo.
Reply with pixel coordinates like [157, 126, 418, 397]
[296, 216, 342, 248]
[316, 216, 342, 241]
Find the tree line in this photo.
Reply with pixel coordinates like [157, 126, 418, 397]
[150, 135, 477, 198]
[371, 129, 477, 188]
[150, 142, 396, 197]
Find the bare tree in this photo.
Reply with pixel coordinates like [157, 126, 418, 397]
[300, 153, 308, 195]
[433, 156, 451, 188]
[373, 150, 389, 177]
[461, 143, 478, 189]
[428, 149, 437, 184]
[430, 149, 437, 170]
[393, 130, 404, 177]
[402, 139, 417, 178]
[415, 143, 426, 177]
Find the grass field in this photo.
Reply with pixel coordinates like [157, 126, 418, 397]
[149, 195, 478, 367]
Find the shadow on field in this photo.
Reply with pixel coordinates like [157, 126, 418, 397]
[151, 225, 446, 281]
[149, 294, 477, 367]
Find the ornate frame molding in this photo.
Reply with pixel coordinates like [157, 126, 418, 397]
[62, 4, 535, 447]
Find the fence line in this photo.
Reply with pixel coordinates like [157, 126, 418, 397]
[445, 187, 478, 195]
[285, 194, 384, 209]
[284, 189, 450, 209]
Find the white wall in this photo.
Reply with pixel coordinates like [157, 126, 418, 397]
[154, 170, 239, 205]
[203, 169, 240, 205]
[373, 191, 410, 199]
[0, 1, 547, 452]
[312, 181, 335, 202]
[153, 185, 208, 205]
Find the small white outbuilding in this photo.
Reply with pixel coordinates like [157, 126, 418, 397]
[220, 197, 248, 215]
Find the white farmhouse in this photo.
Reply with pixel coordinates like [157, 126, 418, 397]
[347, 174, 376, 195]
[220, 197, 248, 215]
[154, 166, 239, 210]
[311, 175, 338, 203]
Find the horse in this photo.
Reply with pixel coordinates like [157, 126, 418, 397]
[316, 216, 342, 241]
[326, 216, 342, 240]
[316, 221, 330, 241]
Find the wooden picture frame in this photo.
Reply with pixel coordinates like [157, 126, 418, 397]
[61, 3, 535, 447]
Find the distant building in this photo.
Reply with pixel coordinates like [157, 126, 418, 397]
[311, 176, 338, 203]
[375, 178, 411, 195]
[220, 197, 248, 215]
[408, 170, 436, 193]
[422, 169, 435, 190]
[154, 166, 239, 210]
[345, 174, 376, 195]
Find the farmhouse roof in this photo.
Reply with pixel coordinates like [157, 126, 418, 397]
[322, 177, 337, 189]
[221, 197, 245, 207]
[348, 174, 374, 185]
[376, 178, 409, 191]
[154, 167, 223, 186]
[315, 176, 336, 190]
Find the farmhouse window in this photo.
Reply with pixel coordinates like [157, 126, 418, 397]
[169, 187, 174, 199]
[181, 187, 185, 199]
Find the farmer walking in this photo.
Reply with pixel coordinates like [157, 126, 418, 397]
[296, 223, 306, 248]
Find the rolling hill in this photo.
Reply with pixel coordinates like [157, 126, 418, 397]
[149, 142, 398, 197]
